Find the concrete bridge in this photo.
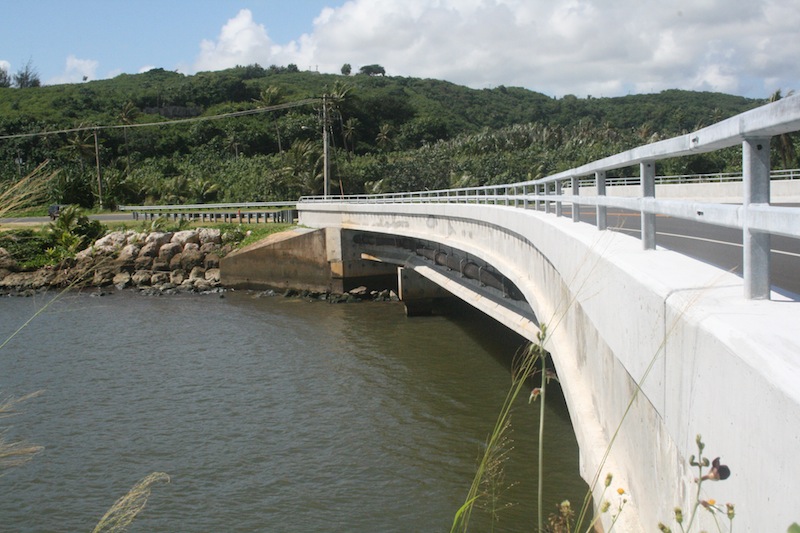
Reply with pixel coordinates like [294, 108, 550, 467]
[221, 96, 800, 531]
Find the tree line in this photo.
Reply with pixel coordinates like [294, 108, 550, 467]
[0, 60, 41, 88]
[1, 63, 790, 210]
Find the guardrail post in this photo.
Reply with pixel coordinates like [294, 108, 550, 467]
[596, 170, 607, 230]
[571, 176, 580, 222]
[544, 183, 551, 214]
[743, 137, 772, 299]
[555, 180, 563, 217]
[641, 160, 656, 249]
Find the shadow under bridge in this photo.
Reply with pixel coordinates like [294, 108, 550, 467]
[350, 231, 539, 334]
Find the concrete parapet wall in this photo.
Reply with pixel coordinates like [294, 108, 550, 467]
[299, 202, 800, 532]
[574, 178, 800, 203]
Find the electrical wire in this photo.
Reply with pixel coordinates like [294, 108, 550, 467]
[0, 97, 321, 140]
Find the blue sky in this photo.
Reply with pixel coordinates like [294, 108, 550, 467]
[0, 1, 347, 82]
[1, 0, 797, 98]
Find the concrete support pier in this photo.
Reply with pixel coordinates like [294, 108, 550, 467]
[397, 267, 454, 316]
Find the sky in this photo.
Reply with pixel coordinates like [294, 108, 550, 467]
[1, 0, 798, 99]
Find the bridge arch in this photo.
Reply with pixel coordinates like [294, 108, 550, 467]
[300, 200, 800, 532]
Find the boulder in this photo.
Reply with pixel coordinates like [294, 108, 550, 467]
[183, 242, 200, 253]
[0, 247, 17, 271]
[134, 254, 154, 270]
[139, 241, 161, 258]
[92, 266, 116, 287]
[349, 286, 369, 296]
[205, 268, 221, 284]
[204, 253, 220, 269]
[152, 258, 170, 272]
[117, 244, 140, 263]
[0, 270, 55, 290]
[169, 253, 183, 271]
[171, 230, 200, 247]
[113, 272, 131, 289]
[200, 242, 218, 255]
[94, 231, 128, 249]
[131, 270, 152, 286]
[193, 279, 212, 292]
[180, 248, 204, 271]
[145, 232, 173, 246]
[170, 270, 185, 285]
[151, 272, 170, 285]
[158, 242, 182, 262]
[189, 266, 206, 281]
[198, 228, 222, 245]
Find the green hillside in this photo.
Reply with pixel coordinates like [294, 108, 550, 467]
[0, 65, 772, 208]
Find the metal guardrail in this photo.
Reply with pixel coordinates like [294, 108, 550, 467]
[118, 201, 296, 212]
[300, 95, 800, 300]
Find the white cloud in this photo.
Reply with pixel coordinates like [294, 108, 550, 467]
[49, 55, 99, 84]
[0, 60, 10, 73]
[193, 0, 799, 98]
[194, 9, 276, 72]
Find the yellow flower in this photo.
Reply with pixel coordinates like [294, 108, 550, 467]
[617, 488, 625, 495]
[708, 499, 716, 506]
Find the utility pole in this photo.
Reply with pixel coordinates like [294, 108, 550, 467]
[94, 128, 103, 209]
[322, 95, 330, 197]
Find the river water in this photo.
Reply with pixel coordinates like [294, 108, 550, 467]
[0, 290, 586, 532]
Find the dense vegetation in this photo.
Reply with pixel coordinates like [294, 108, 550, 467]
[0, 64, 785, 209]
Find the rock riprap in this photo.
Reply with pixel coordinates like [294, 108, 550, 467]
[0, 228, 231, 296]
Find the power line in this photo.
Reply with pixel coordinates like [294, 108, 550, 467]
[0, 97, 321, 141]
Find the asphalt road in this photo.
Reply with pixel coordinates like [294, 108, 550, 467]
[573, 207, 800, 298]
[0, 213, 135, 225]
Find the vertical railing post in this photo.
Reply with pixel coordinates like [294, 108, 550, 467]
[523, 185, 529, 209]
[555, 180, 563, 217]
[536, 183, 542, 211]
[641, 160, 656, 249]
[571, 175, 580, 222]
[743, 137, 771, 299]
[544, 183, 551, 214]
[596, 170, 607, 230]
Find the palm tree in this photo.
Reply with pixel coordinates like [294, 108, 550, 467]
[342, 117, 359, 155]
[191, 178, 220, 203]
[119, 101, 138, 177]
[282, 139, 323, 195]
[61, 126, 95, 175]
[770, 90, 796, 169]
[253, 87, 283, 154]
[376, 123, 393, 152]
[255, 86, 282, 107]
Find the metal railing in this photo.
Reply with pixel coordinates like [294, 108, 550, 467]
[118, 201, 296, 212]
[300, 95, 800, 300]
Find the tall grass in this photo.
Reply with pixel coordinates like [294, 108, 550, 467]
[450, 222, 739, 531]
[92, 472, 171, 533]
[0, 391, 44, 471]
[1, 167, 169, 530]
[0, 161, 50, 219]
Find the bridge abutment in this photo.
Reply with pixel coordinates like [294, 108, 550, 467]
[220, 227, 397, 293]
